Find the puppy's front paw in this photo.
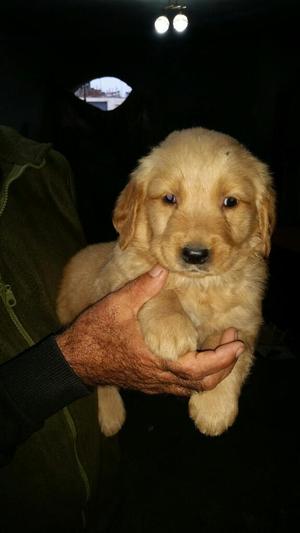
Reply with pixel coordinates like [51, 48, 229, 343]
[97, 386, 126, 437]
[143, 313, 198, 360]
[188, 388, 238, 436]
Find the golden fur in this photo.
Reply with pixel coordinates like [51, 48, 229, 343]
[57, 127, 276, 437]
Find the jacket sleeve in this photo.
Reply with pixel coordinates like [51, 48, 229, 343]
[0, 335, 91, 466]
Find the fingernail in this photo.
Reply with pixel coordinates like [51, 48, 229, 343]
[149, 265, 166, 277]
[236, 344, 244, 358]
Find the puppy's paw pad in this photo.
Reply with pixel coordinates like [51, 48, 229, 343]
[188, 391, 238, 436]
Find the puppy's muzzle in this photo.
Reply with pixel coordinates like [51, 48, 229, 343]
[182, 245, 210, 265]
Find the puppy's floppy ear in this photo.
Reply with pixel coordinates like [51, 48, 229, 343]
[257, 183, 276, 257]
[113, 179, 145, 249]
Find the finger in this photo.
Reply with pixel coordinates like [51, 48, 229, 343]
[117, 265, 169, 315]
[132, 359, 204, 394]
[163, 340, 244, 379]
[142, 383, 193, 397]
[152, 368, 203, 391]
[198, 341, 244, 377]
[200, 361, 236, 391]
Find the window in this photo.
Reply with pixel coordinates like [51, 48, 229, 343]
[74, 76, 132, 111]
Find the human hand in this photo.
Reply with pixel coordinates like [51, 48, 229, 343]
[56, 266, 244, 396]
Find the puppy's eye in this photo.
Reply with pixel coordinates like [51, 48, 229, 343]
[223, 196, 238, 208]
[163, 193, 177, 205]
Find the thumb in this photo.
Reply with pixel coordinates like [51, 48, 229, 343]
[119, 265, 168, 315]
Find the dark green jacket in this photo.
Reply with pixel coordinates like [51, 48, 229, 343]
[0, 126, 117, 532]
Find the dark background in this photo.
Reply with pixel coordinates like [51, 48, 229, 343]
[0, 1, 299, 532]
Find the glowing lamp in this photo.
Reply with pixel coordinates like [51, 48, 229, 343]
[154, 15, 170, 34]
[173, 13, 188, 32]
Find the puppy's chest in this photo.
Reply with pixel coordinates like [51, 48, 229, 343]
[176, 285, 241, 331]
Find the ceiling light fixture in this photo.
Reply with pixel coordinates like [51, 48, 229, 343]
[154, 15, 170, 34]
[173, 12, 188, 33]
[154, 3, 188, 35]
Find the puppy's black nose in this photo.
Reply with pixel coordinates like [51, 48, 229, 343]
[182, 246, 210, 265]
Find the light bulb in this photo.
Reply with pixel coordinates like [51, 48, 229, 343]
[154, 15, 170, 34]
[173, 13, 188, 33]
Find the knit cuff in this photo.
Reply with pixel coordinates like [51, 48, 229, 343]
[0, 335, 91, 426]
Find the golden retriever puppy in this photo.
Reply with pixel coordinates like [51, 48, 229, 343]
[57, 127, 276, 437]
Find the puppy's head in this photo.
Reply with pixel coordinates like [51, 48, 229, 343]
[113, 127, 276, 276]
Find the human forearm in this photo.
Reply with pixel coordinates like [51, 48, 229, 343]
[0, 335, 90, 466]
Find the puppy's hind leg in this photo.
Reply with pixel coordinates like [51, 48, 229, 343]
[97, 386, 126, 437]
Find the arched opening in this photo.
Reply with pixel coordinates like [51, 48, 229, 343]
[74, 76, 132, 111]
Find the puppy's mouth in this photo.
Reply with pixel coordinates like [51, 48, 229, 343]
[183, 263, 209, 272]
[178, 263, 211, 277]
